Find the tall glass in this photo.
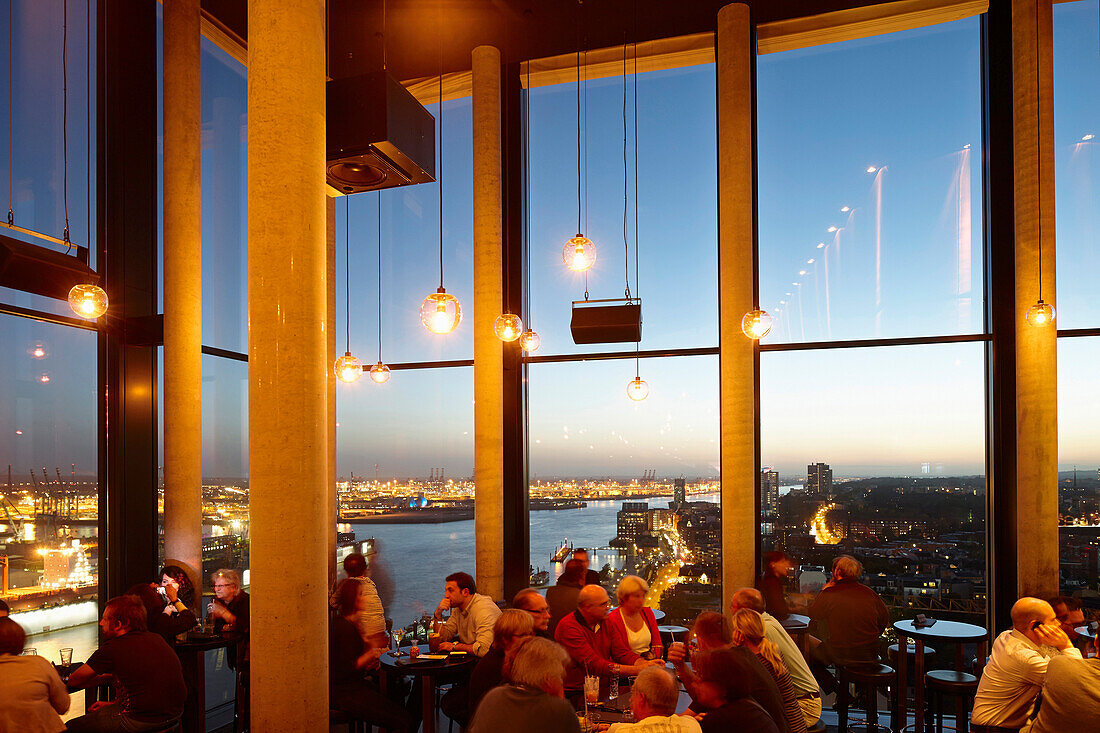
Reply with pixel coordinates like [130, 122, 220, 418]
[583, 674, 599, 705]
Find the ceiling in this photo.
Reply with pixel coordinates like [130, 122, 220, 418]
[202, 0, 894, 80]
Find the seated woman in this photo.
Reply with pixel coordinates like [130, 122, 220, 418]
[731, 608, 807, 733]
[160, 564, 197, 608]
[467, 609, 536, 717]
[607, 575, 663, 660]
[470, 637, 581, 733]
[0, 617, 70, 733]
[547, 559, 586, 636]
[126, 582, 198, 644]
[692, 647, 779, 733]
[330, 579, 413, 732]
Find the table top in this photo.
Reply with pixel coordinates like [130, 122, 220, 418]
[894, 619, 987, 642]
[651, 609, 666, 622]
[378, 648, 478, 676]
[781, 614, 810, 628]
[657, 625, 688, 634]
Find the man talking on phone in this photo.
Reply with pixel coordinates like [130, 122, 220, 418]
[971, 597, 1083, 731]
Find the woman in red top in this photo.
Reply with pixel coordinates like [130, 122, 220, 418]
[606, 575, 663, 660]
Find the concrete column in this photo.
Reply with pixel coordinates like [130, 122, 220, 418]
[1012, 0, 1058, 600]
[471, 45, 504, 600]
[716, 3, 757, 609]
[247, 1, 329, 728]
[327, 196, 338, 593]
[162, 0, 203, 593]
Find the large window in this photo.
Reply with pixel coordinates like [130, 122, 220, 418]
[756, 16, 987, 630]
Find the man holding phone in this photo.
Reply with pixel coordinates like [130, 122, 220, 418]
[971, 597, 1083, 730]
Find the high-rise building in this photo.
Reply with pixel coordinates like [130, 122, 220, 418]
[806, 462, 833, 499]
[760, 469, 779, 518]
[673, 478, 686, 506]
[616, 502, 650, 547]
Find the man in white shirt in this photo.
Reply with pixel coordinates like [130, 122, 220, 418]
[608, 666, 700, 733]
[971, 597, 1083, 729]
[731, 587, 822, 726]
[433, 571, 501, 657]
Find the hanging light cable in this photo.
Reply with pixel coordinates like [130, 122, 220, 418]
[370, 192, 390, 383]
[625, 23, 647, 402]
[420, 43, 461, 335]
[519, 23, 540, 353]
[334, 198, 363, 382]
[63, 0, 106, 319]
[1025, 3, 1054, 327]
[7, 0, 13, 226]
[563, 1, 595, 272]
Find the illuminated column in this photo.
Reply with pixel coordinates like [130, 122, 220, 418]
[327, 196, 338, 591]
[1012, 0, 1058, 599]
[716, 3, 757, 608]
[247, 1, 329, 728]
[472, 45, 504, 600]
[162, 0, 203, 593]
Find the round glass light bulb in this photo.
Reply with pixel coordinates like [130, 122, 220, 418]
[494, 313, 523, 342]
[420, 288, 462, 335]
[67, 284, 108, 319]
[627, 377, 649, 401]
[1025, 299, 1056, 327]
[369, 362, 391, 384]
[519, 329, 541, 353]
[334, 352, 363, 383]
[562, 235, 596, 272]
[741, 309, 773, 340]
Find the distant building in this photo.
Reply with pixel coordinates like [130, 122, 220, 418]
[673, 478, 686, 506]
[648, 507, 677, 532]
[679, 502, 721, 573]
[760, 470, 779, 518]
[616, 502, 650, 547]
[807, 463, 833, 499]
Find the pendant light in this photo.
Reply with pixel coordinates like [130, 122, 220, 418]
[58, 1, 107, 319]
[563, 7, 595, 273]
[623, 30, 647, 402]
[1025, 1, 1055, 328]
[741, 309, 774, 339]
[420, 48, 461, 335]
[519, 24, 540, 353]
[370, 192, 391, 383]
[334, 198, 363, 383]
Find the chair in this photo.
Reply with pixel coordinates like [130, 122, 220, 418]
[837, 661, 896, 733]
[924, 669, 978, 733]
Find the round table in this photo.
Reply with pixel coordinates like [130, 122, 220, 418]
[379, 648, 477, 733]
[893, 619, 987, 732]
[651, 608, 666, 622]
[657, 625, 689, 649]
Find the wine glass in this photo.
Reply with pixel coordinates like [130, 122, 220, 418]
[390, 626, 406, 656]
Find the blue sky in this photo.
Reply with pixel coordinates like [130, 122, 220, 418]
[2, 2, 1098, 481]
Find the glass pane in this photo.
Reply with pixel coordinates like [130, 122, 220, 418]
[1057, 337, 1100, 596]
[1053, 1, 1100, 330]
[757, 19, 983, 343]
[761, 342, 987, 625]
[528, 64, 719, 356]
[201, 39, 248, 352]
[528, 356, 720, 625]
[0, 314, 98, 721]
[202, 355, 249, 588]
[336, 367, 474, 628]
[338, 99, 474, 366]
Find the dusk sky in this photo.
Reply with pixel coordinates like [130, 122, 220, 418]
[1, 2, 1097, 482]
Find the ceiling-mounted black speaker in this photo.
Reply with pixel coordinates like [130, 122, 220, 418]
[570, 299, 642, 344]
[327, 72, 436, 194]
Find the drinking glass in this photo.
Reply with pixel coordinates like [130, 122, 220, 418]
[391, 627, 405, 656]
[22, 648, 37, 655]
[583, 674, 599, 705]
[59, 648, 73, 666]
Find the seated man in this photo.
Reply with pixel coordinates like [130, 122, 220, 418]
[1049, 595, 1091, 654]
[66, 595, 187, 732]
[513, 587, 553, 638]
[668, 612, 787, 731]
[731, 587, 821, 727]
[470, 637, 581, 733]
[607, 666, 701, 732]
[806, 555, 888, 693]
[1026, 655, 1100, 733]
[330, 552, 387, 647]
[554, 584, 660, 696]
[971, 596, 1083, 730]
[433, 571, 501, 657]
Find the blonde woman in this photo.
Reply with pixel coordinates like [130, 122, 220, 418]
[467, 609, 536, 716]
[608, 575, 663, 659]
[731, 608, 808, 733]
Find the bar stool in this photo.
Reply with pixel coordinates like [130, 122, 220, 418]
[837, 662, 896, 733]
[888, 643, 936, 684]
[924, 670, 978, 733]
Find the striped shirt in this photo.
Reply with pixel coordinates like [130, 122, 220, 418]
[329, 576, 387, 641]
[755, 652, 808, 733]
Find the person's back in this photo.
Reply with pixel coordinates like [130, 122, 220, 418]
[470, 685, 580, 733]
[90, 630, 187, 723]
[701, 698, 780, 733]
[547, 584, 581, 636]
[807, 579, 887, 659]
[1027, 655, 1100, 733]
[0, 653, 70, 733]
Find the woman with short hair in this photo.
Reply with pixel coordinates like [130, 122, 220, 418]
[607, 575, 663, 659]
[0, 617, 70, 733]
[465, 609, 536, 717]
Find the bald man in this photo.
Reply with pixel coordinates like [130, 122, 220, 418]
[554, 584, 661, 696]
[971, 597, 1083, 730]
